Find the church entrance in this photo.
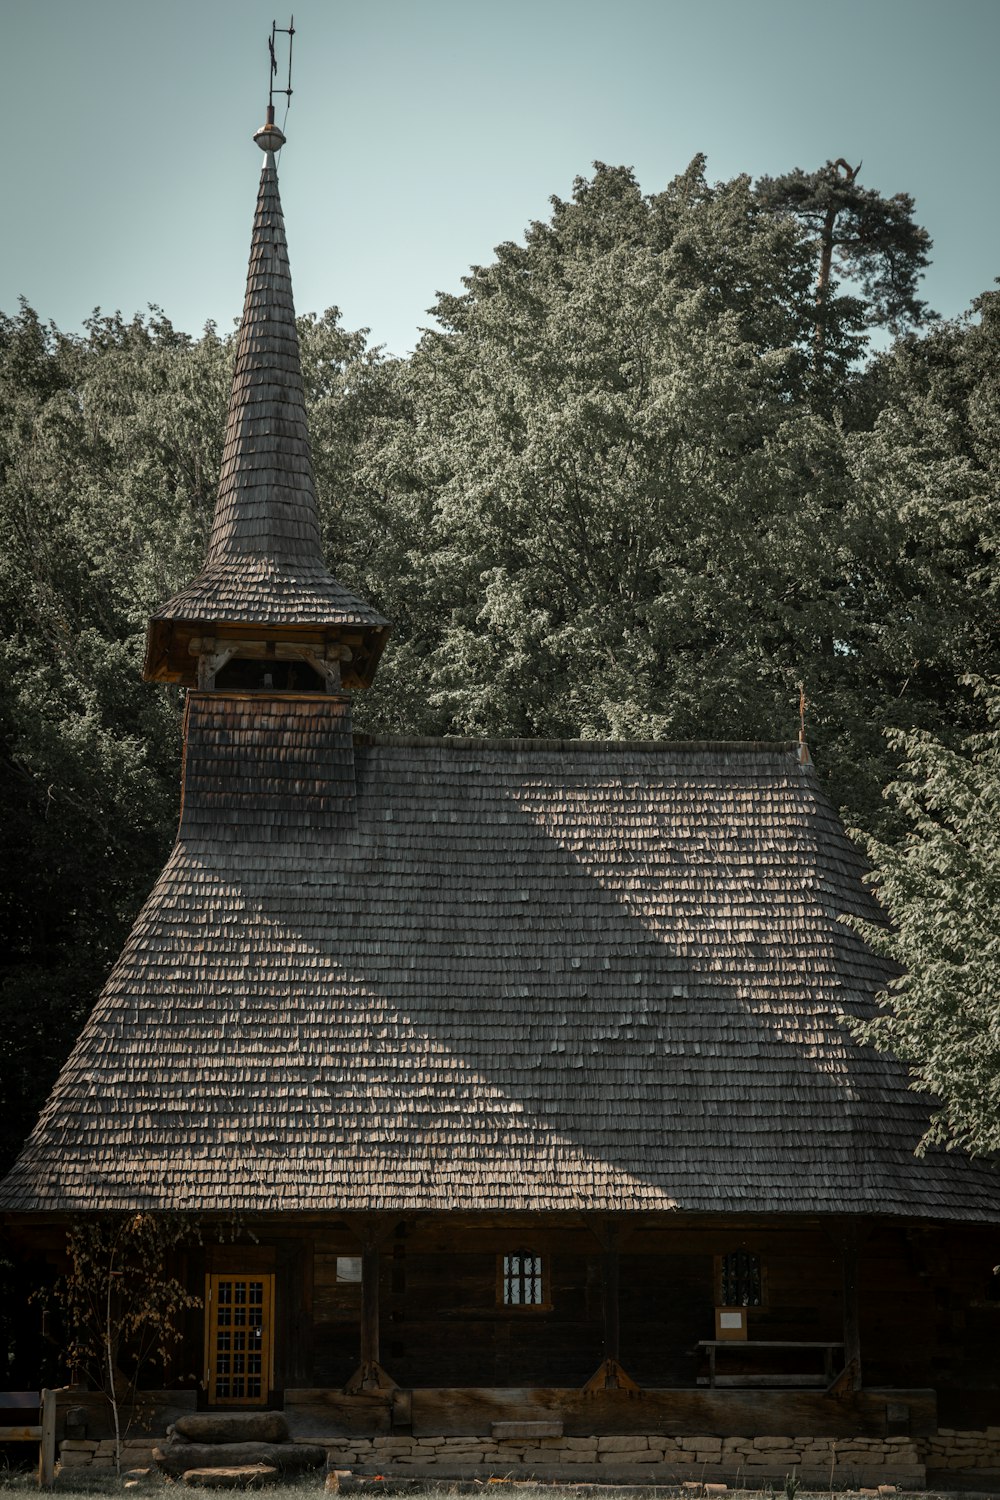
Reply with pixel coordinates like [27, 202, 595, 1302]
[205, 1273, 275, 1406]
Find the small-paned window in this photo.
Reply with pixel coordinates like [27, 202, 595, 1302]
[336, 1256, 363, 1283]
[721, 1250, 762, 1306]
[501, 1252, 545, 1306]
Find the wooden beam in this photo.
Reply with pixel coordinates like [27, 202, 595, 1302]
[602, 1228, 620, 1366]
[583, 1218, 640, 1391]
[38, 1388, 56, 1489]
[841, 1226, 862, 1392]
[708, 1373, 828, 1387]
[360, 1237, 380, 1380]
[311, 657, 342, 692]
[582, 1358, 639, 1393]
[344, 1359, 397, 1395]
[403, 1385, 938, 1439]
[344, 1218, 399, 1394]
[196, 647, 235, 689]
[286, 1387, 392, 1434]
[189, 638, 352, 662]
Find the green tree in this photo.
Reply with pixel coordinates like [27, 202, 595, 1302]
[359, 159, 985, 833]
[756, 158, 933, 378]
[832, 288, 1000, 819]
[54, 1214, 200, 1469]
[362, 161, 835, 746]
[850, 685, 1000, 1156]
[300, 307, 419, 732]
[0, 304, 228, 1172]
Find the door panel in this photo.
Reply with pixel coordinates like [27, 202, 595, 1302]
[205, 1273, 274, 1406]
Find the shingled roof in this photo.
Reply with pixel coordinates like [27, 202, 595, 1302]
[143, 139, 388, 688]
[6, 107, 997, 1235]
[3, 694, 998, 1222]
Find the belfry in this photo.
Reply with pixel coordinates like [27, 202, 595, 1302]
[143, 104, 389, 697]
[4, 77, 1000, 1492]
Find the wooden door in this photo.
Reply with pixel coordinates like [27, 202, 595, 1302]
[205, 1273, 275, 1406]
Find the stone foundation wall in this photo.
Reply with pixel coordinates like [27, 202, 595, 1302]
[57, 1438, 158, 1471]
[55, 1429, 1000, 1484]
[319, 1433, 925, 1486]
[920, 1427, 1000, 1471]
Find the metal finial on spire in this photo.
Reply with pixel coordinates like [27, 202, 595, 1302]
[254, 16, 294, 153]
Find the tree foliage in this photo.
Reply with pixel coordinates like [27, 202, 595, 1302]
[0, 304, 225, 1172]
[756, 158, 933, 375]
[53, 1214, 200, 1467]
[378, 163, 829, 741]
[355, 160, 990, 831]
[850, 685, 1000, 1156]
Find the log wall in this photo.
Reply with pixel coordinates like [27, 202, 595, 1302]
[174, 1214, 1000, 1415]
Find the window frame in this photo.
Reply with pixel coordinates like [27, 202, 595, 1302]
[715, 1250, 767, 1309]
[496, 1250, 551, 1312]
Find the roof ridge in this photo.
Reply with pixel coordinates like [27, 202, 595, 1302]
[352, 734, 803, 754]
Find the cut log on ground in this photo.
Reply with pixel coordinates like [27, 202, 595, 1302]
[182, 1466, 279, 1488]
[154, 1443, 326, 1476]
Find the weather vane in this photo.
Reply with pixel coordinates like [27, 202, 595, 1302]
[256, 17, 295, 153]
[268, 16, 295, 116]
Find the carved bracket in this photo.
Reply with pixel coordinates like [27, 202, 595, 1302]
[196, 647, 236, 689]
[344, 1359, 398, 1395]
[582, 1357, 640, 1392]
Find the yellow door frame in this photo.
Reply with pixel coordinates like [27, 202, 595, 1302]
[204, 1272, 275, 1406]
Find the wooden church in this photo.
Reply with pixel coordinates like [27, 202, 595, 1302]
[4, 103, 1000, 1483]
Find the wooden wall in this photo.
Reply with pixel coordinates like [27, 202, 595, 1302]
[179, 1215, 1000, 1404]
[860, 1222, 1000, 1395]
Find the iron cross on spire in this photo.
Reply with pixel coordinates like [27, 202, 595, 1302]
[268, 16, 295, 116]
[255, 16, 295, 154]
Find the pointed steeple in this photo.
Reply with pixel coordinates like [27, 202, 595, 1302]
[144, 111, 389, 692]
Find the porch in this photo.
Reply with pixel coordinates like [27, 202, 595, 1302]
[182, 1209, 995, 1408]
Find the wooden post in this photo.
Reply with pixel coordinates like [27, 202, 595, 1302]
[360, 1237, 380, 1386]
[842, 1227, 862, 1392]
[602, 1228, 620, 1367]
[582, 1218, 639, 1392]
[345, 1217, 398, 1394]
[38, 1389, 56, 1489]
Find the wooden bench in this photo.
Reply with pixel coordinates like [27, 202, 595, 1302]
[697, 1340, 845, 1388]
[0, 1391, 42, 1444]
[0, 1389, 57, 1486]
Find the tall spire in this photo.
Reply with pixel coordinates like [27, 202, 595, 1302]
[144, 110, 389, 691]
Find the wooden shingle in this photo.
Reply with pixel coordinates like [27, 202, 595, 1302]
[3, 698, 998, 1223]
[143, 154, 388, 688]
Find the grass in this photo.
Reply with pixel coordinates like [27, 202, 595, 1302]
[0, 1476, 320, 1499]
[0, 1486, 795, 1498]
[0, 1473, 982, 1500]
[0, 1480, 965, 1500]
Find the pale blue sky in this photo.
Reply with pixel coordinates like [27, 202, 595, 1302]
[6, 0, 999, 356]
